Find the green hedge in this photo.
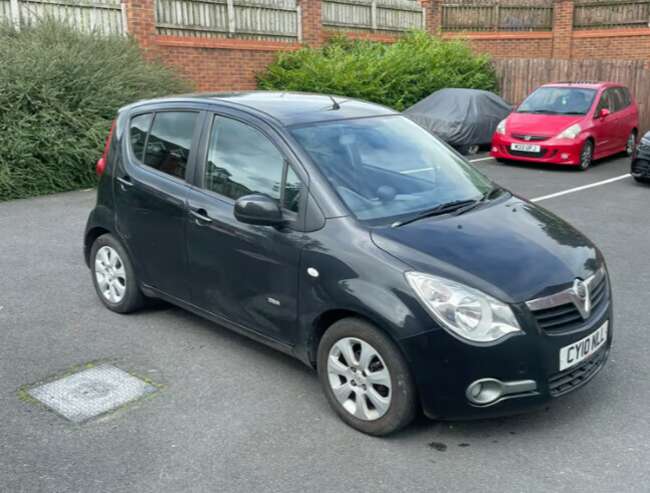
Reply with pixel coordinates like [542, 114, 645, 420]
[257, 31, 498, 111]
[0, 21, 191, 202]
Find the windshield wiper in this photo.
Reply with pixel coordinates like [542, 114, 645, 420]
[391, 199, 479, 228]
[453, 186, 503, 216]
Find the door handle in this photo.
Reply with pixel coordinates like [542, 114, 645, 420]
[116, 176, 133, 188]
[189, 208, 213, 224]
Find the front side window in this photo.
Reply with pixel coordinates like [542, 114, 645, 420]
[595, 90, 613, 114]
[204, 116, 287, 203]
[517, 87, 597, 116]
[291, 116, 492, 222]
[143, 111, 198, 179]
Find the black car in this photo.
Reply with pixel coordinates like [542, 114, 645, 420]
[85, 92, 612, 436]
[631, 130, 650, 182]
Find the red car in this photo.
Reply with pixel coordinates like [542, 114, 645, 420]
[491, 82, 638, 170]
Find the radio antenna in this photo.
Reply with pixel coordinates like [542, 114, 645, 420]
[329, 95, 341, 110]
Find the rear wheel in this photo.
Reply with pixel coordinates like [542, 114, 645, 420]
[90, 234, 145, 313]
[579, 140, 594, 171]
[626, 131, 637, 157]
[317, 318, 417, 436]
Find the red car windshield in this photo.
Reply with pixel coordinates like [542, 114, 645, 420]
[517, 87, 597, 116]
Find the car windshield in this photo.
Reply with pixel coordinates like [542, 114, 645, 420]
[290, 115, 493, 223]
[517, 87, 597, 115]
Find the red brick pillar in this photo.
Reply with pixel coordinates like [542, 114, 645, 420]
[552, 0, 574, 59]
[299, 0, 323, 47]
[426, 0, 442, 35]
[125, 0, 158, 55]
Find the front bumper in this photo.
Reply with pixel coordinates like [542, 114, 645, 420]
[491, 133, 584, 166]
[631, 146, 650, 178]
[401, 301, 613, 420]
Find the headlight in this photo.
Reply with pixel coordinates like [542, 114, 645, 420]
[405, 272, 522, 343]
[496, 119, 507, 135]
[556, 124, 582, 140]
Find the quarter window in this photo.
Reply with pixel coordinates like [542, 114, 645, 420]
[284, 166, 303, 213]
[204, 116, 285, 202]
[143, 111, 198, 179]
[129, 113, 153, 162]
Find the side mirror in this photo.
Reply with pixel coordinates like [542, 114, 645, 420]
[599, 108, 611, 119]
[234, 194, 284, 226]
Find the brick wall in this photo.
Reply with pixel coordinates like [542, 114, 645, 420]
[123, 0, 650, 91]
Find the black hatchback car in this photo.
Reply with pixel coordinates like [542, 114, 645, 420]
[85, 92, 612, 435]
[631, 130, 650, 183]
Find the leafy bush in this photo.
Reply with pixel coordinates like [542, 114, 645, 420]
[0, 21, 191, 201]
[257, 31, 498, 111]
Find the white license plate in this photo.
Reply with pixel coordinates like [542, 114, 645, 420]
[559, 321, 609, 371]
[511, 143, 541, 153]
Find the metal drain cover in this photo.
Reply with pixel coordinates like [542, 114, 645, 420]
[27, 364, 157, 422]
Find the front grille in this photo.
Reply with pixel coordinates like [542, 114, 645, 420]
[531, 274, 609, 333]
[548, 347, 608, 397]
[511, 134, 549, 142]
[508, 148, 548, 158]
[632, 158, 650, 177]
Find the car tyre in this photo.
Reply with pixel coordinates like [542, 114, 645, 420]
[579, 140, 594, 171]
[317, 317, 417, 436]
[626, 131, 637, 157]
[90, 233, 145, 313]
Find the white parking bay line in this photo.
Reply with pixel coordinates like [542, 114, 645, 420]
[401, 156, 494, 174]
[401, 167, 433, 174]
[531, 174, 632, 203]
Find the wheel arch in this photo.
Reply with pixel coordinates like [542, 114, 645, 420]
[307, 308, 411, 370]
[84, 226, 111, 266]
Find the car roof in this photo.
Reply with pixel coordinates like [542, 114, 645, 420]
[129, 91, 398, 127]
[541, 82, 625, 90]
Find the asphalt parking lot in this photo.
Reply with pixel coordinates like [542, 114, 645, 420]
[1, 152, 649, 493]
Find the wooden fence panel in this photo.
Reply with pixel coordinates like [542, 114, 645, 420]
[574, 1, 650, 29]
[441, 3, 553, 31]
[155, 0, 299, 41]
[0, 0, 125, 34]
[494, 58, 650, 132]
[322, 0, 424, 32]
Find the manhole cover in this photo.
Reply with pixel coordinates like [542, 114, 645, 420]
[27, 364, 157, 422]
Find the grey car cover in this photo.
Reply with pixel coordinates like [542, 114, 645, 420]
[404, 88, 512, 147]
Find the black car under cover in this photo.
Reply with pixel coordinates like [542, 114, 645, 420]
[404, 88, 512, 148]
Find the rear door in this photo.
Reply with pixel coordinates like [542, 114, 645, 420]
[114, 105, 204, 301]
[184, 110, 309, 345]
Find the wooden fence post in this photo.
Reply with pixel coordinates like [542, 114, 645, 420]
[371, 0, 377, 31]
[9, 0, 20, 30]
[226, 0, 236, 35]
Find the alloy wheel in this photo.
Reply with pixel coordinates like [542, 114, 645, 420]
[94, 246, 127, 304]
[580, 141, 593, 170]
[327, 337, 392, 421]
[626, 133, 636, 156]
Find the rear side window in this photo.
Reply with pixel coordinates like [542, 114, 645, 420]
[613, 87, 631, 110]
[129, 113, 153, 161]
[142, 111, 198, 180]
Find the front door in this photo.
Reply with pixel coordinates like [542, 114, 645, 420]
[114, 108, 201, 301]
[185, 113, 306, 345]
[591, 89, 618, 158]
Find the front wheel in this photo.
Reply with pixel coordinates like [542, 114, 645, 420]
[579, 140, 594, 171]
[317, 318, 417, 436]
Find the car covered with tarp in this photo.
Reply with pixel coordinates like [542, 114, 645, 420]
[404, 88, 512, 155]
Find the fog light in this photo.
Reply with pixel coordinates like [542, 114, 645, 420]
[466, 379, 504, 405]
[466, 378, 537, 406]
[561, 153, 570, 160]
[492, 146, 498, 153]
